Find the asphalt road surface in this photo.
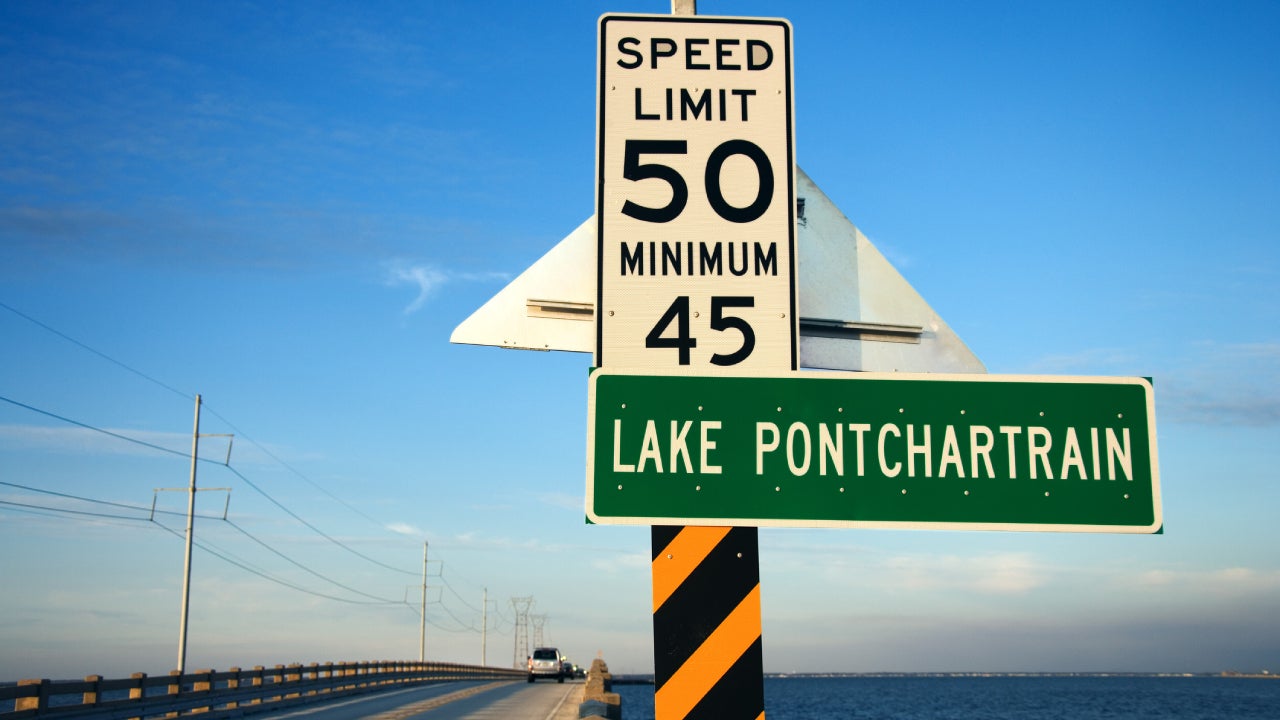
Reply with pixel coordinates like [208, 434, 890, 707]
[246, 679, 583, 720]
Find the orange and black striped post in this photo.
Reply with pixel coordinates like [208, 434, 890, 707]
[652, 525, 765, 720]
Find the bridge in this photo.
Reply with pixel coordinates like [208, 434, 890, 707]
[1, 659, 623, 720]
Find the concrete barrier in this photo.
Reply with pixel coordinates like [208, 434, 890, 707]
[577, 659, 620, 720]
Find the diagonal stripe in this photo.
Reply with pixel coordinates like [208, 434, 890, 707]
[655, 584, 762, 720]
[651, 525, 682, 561]
[686, 636, 764, 720]
[653, 527, 760, 685]
[651, 525, 731, 612]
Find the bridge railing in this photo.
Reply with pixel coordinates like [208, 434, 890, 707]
[1, 661, 523, 720]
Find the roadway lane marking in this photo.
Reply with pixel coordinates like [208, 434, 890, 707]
[356, 682, 510, 720]
[541, 683, 577, 720]
[262, 684, 454, 720]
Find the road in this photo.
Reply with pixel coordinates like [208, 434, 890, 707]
[246, 679, 584, 720]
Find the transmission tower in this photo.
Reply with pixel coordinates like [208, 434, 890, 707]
[531, 614, 547, 649]
[510, 596, 534, 669]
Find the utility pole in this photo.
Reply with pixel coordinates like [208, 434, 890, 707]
[419, 541, 428, 662]
[176, 394, 201, 674]
[481, 588, 488, 666]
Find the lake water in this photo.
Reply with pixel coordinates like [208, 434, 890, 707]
[612, 675, 1280, 720]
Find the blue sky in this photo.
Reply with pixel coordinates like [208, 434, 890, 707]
[2, 0, 1278, 680]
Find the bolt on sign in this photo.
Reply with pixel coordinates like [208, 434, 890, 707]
[596, 14, 797, 372]
[587, 370, 1162, 533]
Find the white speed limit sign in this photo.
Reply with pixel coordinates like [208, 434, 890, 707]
[595, 14, 797, 373]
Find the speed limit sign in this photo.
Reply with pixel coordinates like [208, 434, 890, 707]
[596, 14, 797, 373]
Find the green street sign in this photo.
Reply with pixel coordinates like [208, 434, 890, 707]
[586, 369, 1161, 533]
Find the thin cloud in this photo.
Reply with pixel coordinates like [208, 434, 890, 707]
[384, 261, 448, 314]
[0, 423, 287, 466]
[385, 522, 424, 537]
[589, 551, 649, 575]
[537, 491, 583, 512]
[1025, 341, 1280, 427]
[1026, 347, 1140, 375]
[0, 205, 128, 240]
[1160, 341, 1280, 427]
[882, 552, 1046, 595]
[382, 261, 510, 314]
[0, 423, 188, 458]
[767, 545, 1049, 597]
[1134, 567, 1280, 596]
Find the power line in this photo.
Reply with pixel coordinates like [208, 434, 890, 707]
[2, 301, 424, 570]
[219, 464, 417, 576]
[0, 497, 408, 607]
[2, 306, 525, 618]
[223, 518, 404, 604]
[440, 571, 484, 614]
[151, 519, 406, 607]
[1, 393, 418, 577]
[3, 299, 387, 533]
[0, 394, 189, 459]
[0, 480, 217, 520]
[3, 486, 517, 634]
[431, 601, 481, 633]
[0, 300, 193, 401]
[200, 403, 388, 529]
[0, 498, 152, 523]
[2, 478, 410, 605]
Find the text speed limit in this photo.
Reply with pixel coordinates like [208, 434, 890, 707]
[596, 14, 797, 372]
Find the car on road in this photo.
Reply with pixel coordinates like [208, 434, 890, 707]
[527, 647, 565, 683]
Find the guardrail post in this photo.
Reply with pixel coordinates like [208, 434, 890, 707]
[129, 672, 147, 701]
[285, 664, 302, 699]
[249, 666, 264, 705]
[166, 670, 182, 719]
[126, 672, 147, 720]
[191, 669, 212, 714]
[268, 665, 284, 702]
[225, 667, 241, 709]
[15, 679, 48, 713]
[83, 675, 103, 706]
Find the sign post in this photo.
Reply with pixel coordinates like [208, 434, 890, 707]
[596, 13, 796, 720]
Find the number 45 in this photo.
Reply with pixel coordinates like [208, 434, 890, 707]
[646, 296, 756, 366]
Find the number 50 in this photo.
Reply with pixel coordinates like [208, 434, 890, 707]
[621, 139, 774, 224]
